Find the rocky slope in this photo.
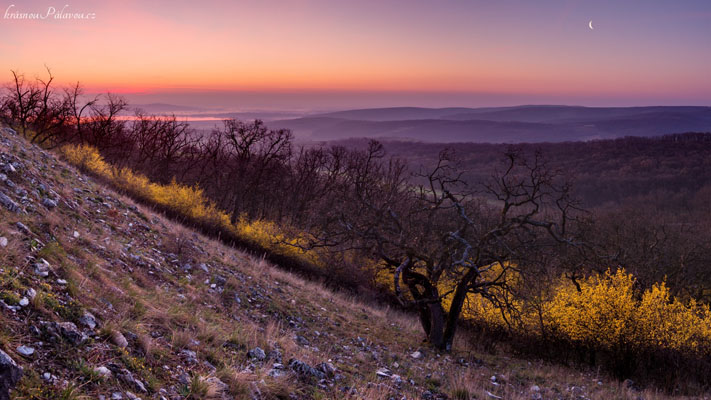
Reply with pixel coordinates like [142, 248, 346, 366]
[0, 125, 699, 400]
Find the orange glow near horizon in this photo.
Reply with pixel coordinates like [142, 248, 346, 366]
[1, 1, 710, 105]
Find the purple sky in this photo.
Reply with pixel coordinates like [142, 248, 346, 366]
[2, 0, 710, 110]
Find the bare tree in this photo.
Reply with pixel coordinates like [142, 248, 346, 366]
[302, 144, 584, 351]
[216, 119, 293, 221]
[83, 93, 128, 156]
[129, 112, 197, 180]
[63, 82, 99, 143]
[1, 68, 74, 146]
[2, 70, 39, 133]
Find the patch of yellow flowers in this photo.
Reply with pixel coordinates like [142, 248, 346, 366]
[467, 269, 711, 355]
[61, 144, 319, 266]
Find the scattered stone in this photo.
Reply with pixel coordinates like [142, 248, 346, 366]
[248, 347, 266, 361]
[55, 322, 87, 345]
[289, 359, 326, 380]
[267, 348, 282, 363]
[125, 391, 141, 400]
[486, 391, 503, 399]
[0, 349, 23, 400]
[0, 237, 7, 247]
[316, 362, 336, 378]
[94, 366, 112, 379]
[42, 321, 86, 344]
[33, 259, 50, 278]
[18, 298, 29, 307]
[1, 163, 15, 173]
[530, 385, 542, 399]
[15, 222, 31, 236]
[79, 311, 98, 330]
[268, 363, 285, 377]
[375, 368, 392, 378]
[25, 288, 36, 300]
[16, 346, 34, 357]
[111, 392, 123, 400]
[117, 369, 147, 393]
[56, 279, 68, 285]
[73, 231, 80, 238]
[180, 349, 198, 364]
[0, 193, 20, 213]
[41, 198, 57, 209]
[410, 351, 423, 359]
[391, 374, 403, 386]
[294, 335, 309, 346]
[111, 331, 129, 348]
[203, 360, 216, 372]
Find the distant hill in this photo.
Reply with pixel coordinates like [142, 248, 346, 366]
[303, 107, 488, 121]
[271, 105, 711, 143]
[129, 103, 208, 113]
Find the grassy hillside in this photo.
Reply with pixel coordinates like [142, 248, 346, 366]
[0, 127, 701, 399]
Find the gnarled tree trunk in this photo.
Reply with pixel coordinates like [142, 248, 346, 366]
[442, 269, 478, 351]
[402, 267, 478, 351]
[402, 269, 447, 348]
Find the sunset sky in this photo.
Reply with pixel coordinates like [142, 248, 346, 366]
[1, 0, 711, 109]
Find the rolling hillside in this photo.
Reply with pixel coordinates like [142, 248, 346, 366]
[0, 125, 700, 400]
[270, 105, 711, 142]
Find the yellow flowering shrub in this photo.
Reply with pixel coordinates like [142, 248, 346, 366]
[235, 217, 321, 266]
[61, 144, 112, 178]
[61, 144, 322, 268]
[63, 144, 233, 231]
[636, 282, 711, 353]
[547, 269, 637, 348]
[547, 269, 711, 355]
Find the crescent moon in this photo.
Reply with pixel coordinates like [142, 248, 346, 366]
[589, 20, 594, 30]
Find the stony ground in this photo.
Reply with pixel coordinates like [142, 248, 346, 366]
[0, 125, 705, 400]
